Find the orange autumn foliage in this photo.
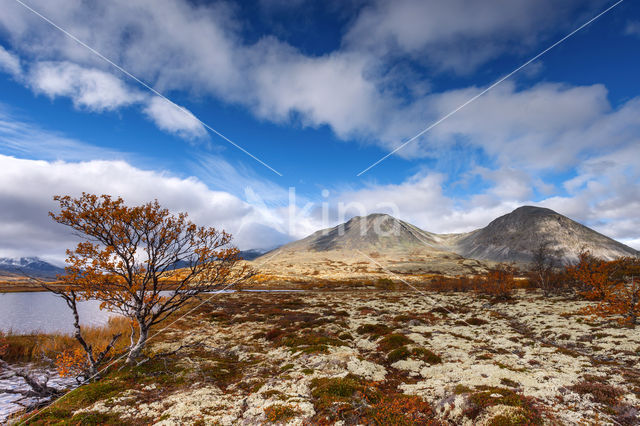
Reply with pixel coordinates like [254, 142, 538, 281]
[475, 265, 517, 301]
[569, 252, 640, 325]
[567, 251, 617, 301]
[48, 193, 253, 367]
[56, 347, 88, 378]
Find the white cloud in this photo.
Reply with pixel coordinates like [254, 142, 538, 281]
[0, 154, 294, 261]
[383, 82, 640, 173]
[143, 97, 207, 139]
[0, 0, 638, 254]
[0, 0, 615, 154]
[28, 61, 144, 111]
[331, 167, 640, 249]
[0, 45, 21, 76]
[344, 0, 605, 73]
[19, 61, 208, 139]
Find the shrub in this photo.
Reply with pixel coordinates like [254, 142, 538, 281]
[466, 317, 488, 326]
[475, 265, 517, 301]
[356, 323, 391, 337]
[375, 278, 397, 291]
[378, 334, 413, 352]
[569, 380, 624, 406]
[310, 375, 381, 417]
[387, 346, 411, 363]
[527, 241, 566, 296]
[277, 332, 346, 354]
[411, 347, 442, 365]
[387, 346, 441, 365]
[366, 394, 434, 425]
[464, 386, 543, 423]
[569, 255, 640, 325]
[429, 275, 478, 292]
[264, 404, 297, 422]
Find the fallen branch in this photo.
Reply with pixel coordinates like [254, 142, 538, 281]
[0, 359, 63, 399]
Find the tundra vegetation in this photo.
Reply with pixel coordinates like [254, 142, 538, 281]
[5, 286, 638, 425]
[1, 198, 639, 423]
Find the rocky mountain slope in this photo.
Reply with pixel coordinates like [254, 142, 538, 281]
[255, 207, 638, 279]
[255, 214, 487, 280]
[442, 206, 638, 263]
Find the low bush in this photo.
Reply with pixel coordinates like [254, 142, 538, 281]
[264, 404, 298, 422]
[569, 380, 624, 407]
[356, 323, 391, 337]
[378, 334, 413, 352]
[429, 275, 479, 292]
[464, 386, 543, 423]
[374, 278, 398, 291]
[475, 265, 518, 302]
[387, 346, 441, 364]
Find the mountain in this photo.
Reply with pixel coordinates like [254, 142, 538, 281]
[443, 206, 639, 264]
[239, 249, 270, 261]
[254, 207, 638, 280]
[0, 257, 64, 280]
[255, 214, 487, 280]
[273, 213, 442, 252]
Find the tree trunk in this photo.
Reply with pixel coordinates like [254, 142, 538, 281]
[126, 326, 148, 364]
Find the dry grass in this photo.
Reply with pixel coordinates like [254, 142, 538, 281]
[0, 316, 132, 364]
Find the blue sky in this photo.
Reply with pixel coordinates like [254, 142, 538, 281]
[0, 0, 639, 261]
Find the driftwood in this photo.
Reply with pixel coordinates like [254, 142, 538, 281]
[0, 359, 63, 402]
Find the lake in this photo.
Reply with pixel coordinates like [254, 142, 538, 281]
[0, 292, 115, 335]
[0, 289, 301, 335]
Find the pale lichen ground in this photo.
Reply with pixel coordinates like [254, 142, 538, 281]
[53, 290, 640, 424]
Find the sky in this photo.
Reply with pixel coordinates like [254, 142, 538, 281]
[0, 0, 639, 264]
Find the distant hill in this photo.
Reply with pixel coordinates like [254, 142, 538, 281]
[442, 206, 639, 264]
[254, 207, 638, 279]
[255, 214, 487, 280]
[0, 257, 64, 280]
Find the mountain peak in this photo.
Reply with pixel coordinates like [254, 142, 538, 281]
[510, 205, 558, 216]
[453, 206, 638, 263]
[346, 213, 395, 222]
[0, 256, 64, 279]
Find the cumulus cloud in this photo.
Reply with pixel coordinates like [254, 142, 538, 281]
[330, 167, 640, 249]
[0, 0, 638, 254]
[381, 82, 640, 174]
[17, 60, 207, 138]
[143, 97, 207, 139]
[28, 61, 144, 111]
[1, 148, 638, 264]
[0, 0, 614, 152]
[0, 154, 295, 262]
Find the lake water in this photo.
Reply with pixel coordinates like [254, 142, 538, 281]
[0, 289, 302, 335]
[0, 292, 115, 335]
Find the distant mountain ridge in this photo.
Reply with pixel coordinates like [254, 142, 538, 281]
[256, 206, 638, 276]
[0, 257, 64, 279]
[0, 249, 268, 281]
[256, 214, 486, 279]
